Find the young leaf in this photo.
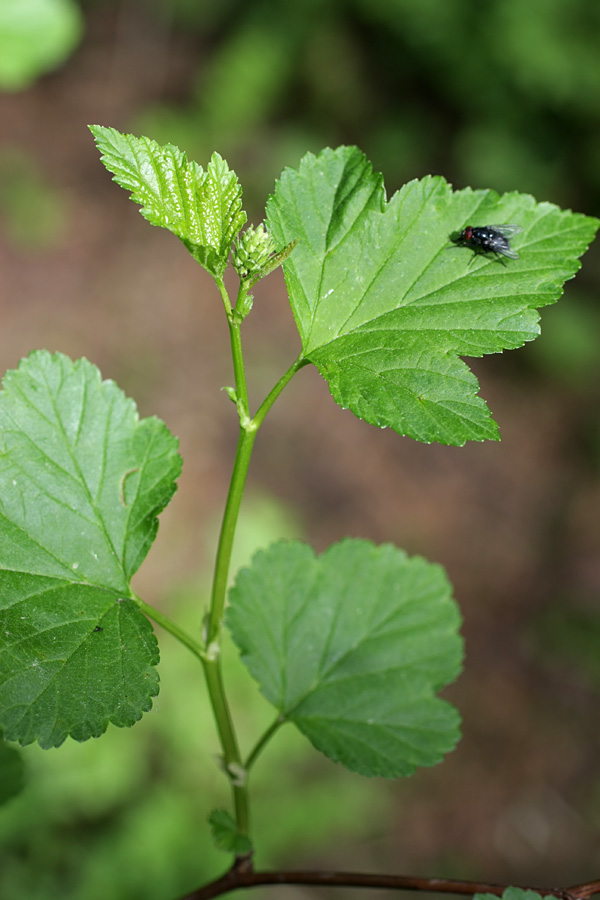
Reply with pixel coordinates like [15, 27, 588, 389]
[227, 539, 462, 778]
[0, 736, 25, 805]
[89, 125, 247, 278]
[0, 352, 181, 748]
[208, 809, 253, 856]
[266, 146, 599, 445]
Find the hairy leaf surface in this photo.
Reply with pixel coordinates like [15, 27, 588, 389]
[0, 352, 181, 748]
[266, 146, 599, 445]
[90, 125, 246, 277]
[227, 539, 462, 778]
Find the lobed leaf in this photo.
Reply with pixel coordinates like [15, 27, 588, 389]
[0, 352, 181, 748]
[266, 146, 599, 445]
[90, 125, 246, 277]
[227, 539, 463, 778]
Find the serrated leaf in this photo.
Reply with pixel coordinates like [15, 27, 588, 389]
[266, 146, 599, 445]
[208, 809, 253, 856]
[89, 125, 246, 277]
[0, 351, 181, 748]
[0, 736, 25, 804]
[227, 539, 462, 778]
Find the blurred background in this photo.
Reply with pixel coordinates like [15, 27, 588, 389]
[1, 0, 600, 898]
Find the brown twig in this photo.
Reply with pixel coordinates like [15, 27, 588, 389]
[566, 883, 600, 900]
[180, 861, 600, 900]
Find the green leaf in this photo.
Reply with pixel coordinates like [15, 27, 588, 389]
[476, 890, 556, 900]
[208, 809, 253, 856]
[227, 539, 462, 778]
[0, 736, 25, 805]
[0, 0, 82, 91]
[266, 146, 599, 445]
[89, 125, 247, 278]
[0, 352, 181, 748]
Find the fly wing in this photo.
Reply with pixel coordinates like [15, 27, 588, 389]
[497, 245, 519, 259]
[486, 224, 523, 236]
[487, 224, 522, 259]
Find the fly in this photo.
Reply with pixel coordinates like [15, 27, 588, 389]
[451, 224, 523, 265]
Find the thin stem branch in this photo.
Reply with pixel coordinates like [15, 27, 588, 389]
[180, 865, 600, 900]
[133, 594, 206, 662]
[215, 277, 233, 317]
[567, 884, 600, 900]
[244, 716, 284, 772]
[206, 354, 305, 648]
[253, 355, 307, 428]
[228, 317, 250, 416]
[216, 276, 250, 414]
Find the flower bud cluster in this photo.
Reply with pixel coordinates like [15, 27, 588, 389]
[232, 224, 276, 280]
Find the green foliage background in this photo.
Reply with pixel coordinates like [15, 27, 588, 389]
[1, 1, 600, 898]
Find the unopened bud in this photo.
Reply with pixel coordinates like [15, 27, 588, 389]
[232, 224, 277, 280]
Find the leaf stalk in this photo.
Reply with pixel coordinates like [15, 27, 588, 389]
[133, 594, 206, 662]
[244, 716, 284, 772]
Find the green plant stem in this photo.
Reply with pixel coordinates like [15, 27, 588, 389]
[133, 593, 206, 663]
[203, 281, 307, 840]
[253, 355, 307, 427]
[215, 276, 233, 316]
[203, 653, 249, 835]
[133, 595, 247, 822]
[244, 716, 284, 772]
[229, 283, 251, 414]
[207, 354, 306, 645]
[202, 423, 255, 838]
[198, 279, 254, 837]
[206, 424, 257, 646]
[207, 279, 255, 646]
